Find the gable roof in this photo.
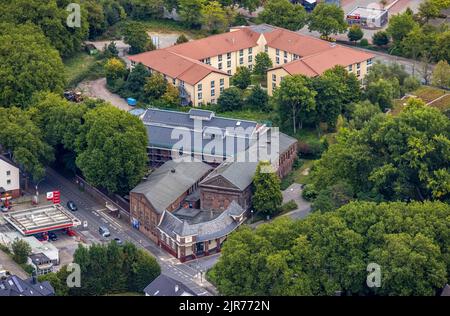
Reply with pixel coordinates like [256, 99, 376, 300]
[273, 45, 374, 77]
[131, 160, 212, 214]
[128, 50, 228, 85]
[144, 274, 196, 296]
[0, 155, 19, 169]
[200, 161, 258, 191]
[0, 275, 54, 296]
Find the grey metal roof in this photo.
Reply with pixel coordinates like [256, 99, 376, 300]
[200, 161, 258, 191]
[144, 274, 196, 296]
[279, 132, 298, 154]
[158, 200, 245, 241]
[249, 24, 276, 34]
[0, 275, 54, 296]
[142, 108, 262, 158]
[131, 160, 212, 214]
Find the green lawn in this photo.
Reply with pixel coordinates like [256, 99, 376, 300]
[413, 86, 447, 103]
[392, 86, 449, 115]
[63, 51, 104, 87]
[218, 110, 277, 123]
[293, 159, 315, 184]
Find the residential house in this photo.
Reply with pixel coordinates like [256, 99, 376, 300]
[0, 275, 54, 296]
[144, 274, 196, 296]
[0, 155, 20, 199]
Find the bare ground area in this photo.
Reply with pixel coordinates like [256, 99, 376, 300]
[78, 78, 132, 111]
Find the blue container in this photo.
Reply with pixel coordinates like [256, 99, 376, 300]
[127, 98, 137, 106]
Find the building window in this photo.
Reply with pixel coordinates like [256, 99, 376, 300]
[198, 83, 202, 91]
[357, 63, 361, 69]
[249, 64, 253, 71]
[276, 57, 280, 64]
[6, 171, 10, 176]
[211, 80, 215, 88]
[206, 57, 211, 65]
[173, 78, 176, 85]
[272, 74, 276, 81]
[211, 89, 215, 97]
[227, 70, 231, 75]
[239, 57, 244, 65]
[227, 60, 231, 68]
[218, 54, 222, 62]
[265, 45, 268, 53]
[272, 82, 276, 90]
[348, 65, 353, 71]
[220, 86, 224, 92]
[284, 59, 287, 64]
[248, 47, 252, 54]
[198, 92, 202, 99]
[220, 78, 224, 86]
[248, 55, 253, 63]
[284, 51, 287, 58]
[227, 52, 231, 60]
[218, 62, 222, 70]
[367, 59, 373, 66]
[239, 49, 244, 57]
[357, 70, 361, 77]
[276, 49, 280, 56]
[7, 180, 11, 185]
[180, 81, 184, 87]
[293, 54, 299, 60]
[211, 98, 216, 104]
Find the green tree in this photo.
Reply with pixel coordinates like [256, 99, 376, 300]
[122, 22, 155, 55]
[201, 1, 229, 33]
[252, 161, 283, 216]
[0, 0, 89, 57]
[84, 0, 108, 39]
[218, 87, 244, 111]
[308, 3, 348, 37]
[105, 58, 128, 86]
[274, 75, 316, 133]
[11, 239, 31, 264]
[347, 100, 382, 130]
[130, 250, 161, 292]
[0, 107, 54, 181]
[347, 25, 364, 44]
[253, 52, 273, 76]
[418, 0, 450, 22]
[365, 78, 398, 110]
[231, 67, 252, 89]
[311, 98, 450, 202]
[386, 10, 419, 44]
[0, 23, 65, 108]
[123, 62, 151, 99]
[143, 73, 168, 102]
[161, 83, 181, 106]
[38, 269, 69, 296]
[259, 0, 308, 31]
[75, 105, 148, 194]
[431, 60, 450, 88]
[179, 0, 205, 28]
[372, 31, 390, 46]
[125, 0, 165, 20]
[246, 85, 269, 110]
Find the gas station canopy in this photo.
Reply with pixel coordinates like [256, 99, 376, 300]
[3, 204, 81, 236]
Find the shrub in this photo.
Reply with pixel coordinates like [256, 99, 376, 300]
[302, 184, 318, 201]
[279, 200, 298, 213]
[359, 38, 369, 47]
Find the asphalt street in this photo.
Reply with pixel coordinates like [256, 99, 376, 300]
[39, 169, 215, 296]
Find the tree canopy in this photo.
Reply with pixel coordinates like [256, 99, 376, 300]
[209, 200, 450, 296]
[308, 3, 348, 37]
[252, 161, 283, 216]
[259, 0, 308, 31]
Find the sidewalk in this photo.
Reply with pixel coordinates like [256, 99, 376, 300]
[0, 249, 29, 279]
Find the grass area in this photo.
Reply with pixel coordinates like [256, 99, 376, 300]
[218, 110, 277, 123]
[413, 86, 447, 103]
[63, 51, 105, 88]
[293, 159, 315, 184]
[428, 94, 450, 111]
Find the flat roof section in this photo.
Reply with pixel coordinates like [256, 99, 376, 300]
[347, 6, 387, 19]
[3, 204, 81, 236]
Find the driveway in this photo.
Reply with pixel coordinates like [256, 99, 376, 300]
[77, 78, 132, 111]
[281, 183, 312, 220]
[0, 249, 29, 279]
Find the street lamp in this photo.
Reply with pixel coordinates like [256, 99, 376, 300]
[35, 177, 46, 204]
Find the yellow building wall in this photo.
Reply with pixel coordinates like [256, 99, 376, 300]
[267, 68, 290, 96]
[193, 72, 230, 106]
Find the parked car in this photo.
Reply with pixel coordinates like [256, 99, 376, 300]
[33, 233, 47, 242]
[48, 231, 58, 241]
[99, 226, 110, 238]
[64, 228, 77, 237]
[113, 237, 123, 245]
[67, 201, 78, 212]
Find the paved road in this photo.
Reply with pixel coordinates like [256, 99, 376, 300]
[77, 78, 132, 111]
[39, 170, 215, 296]
[281, 183, 312, 220]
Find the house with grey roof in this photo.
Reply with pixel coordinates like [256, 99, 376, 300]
[0, 275, 54, 296]
[144, 274, 196, 296]
[130, 159, 213, 242]
[158, 201, 245, 261]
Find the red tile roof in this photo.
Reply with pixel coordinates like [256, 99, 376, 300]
[128, 50, 228, 85]
[274, 45, 375, 77]
[166, 28, 260, 60]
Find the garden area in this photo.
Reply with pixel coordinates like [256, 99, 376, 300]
[392, 85, 450, 115]
[63, 51, 106, 88]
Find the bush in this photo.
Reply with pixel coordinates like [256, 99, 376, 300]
[372, 31, 390, 46]
[403, 76, 421, 93]
[0, 244, 10, 254]
[279, 200, 298, 213]
[12, 239, 31, 265]
[297, 140, 325, 159]
[20, 264, 34, 275]
[359, 38, 369, 47]
[302, 184, 318, 201]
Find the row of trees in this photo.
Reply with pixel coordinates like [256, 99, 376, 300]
[209, 200, 450, 295]
[1, 92, 148, 195]
[39, 241, 161, 296]
[260, 1, 347, 36]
